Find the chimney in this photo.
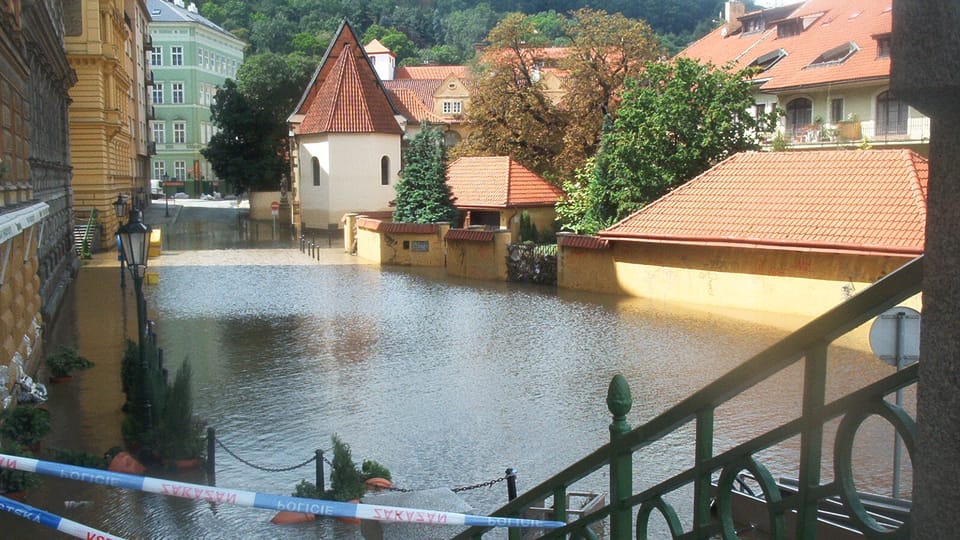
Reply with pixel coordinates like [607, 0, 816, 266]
[722, 1, 746, 35]
[188, 2, 198, 13]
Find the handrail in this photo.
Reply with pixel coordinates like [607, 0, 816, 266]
[80, 208, 98, 259]
[456, 256, 922, 539]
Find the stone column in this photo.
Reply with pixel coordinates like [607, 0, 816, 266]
[891, 2, 960, 538]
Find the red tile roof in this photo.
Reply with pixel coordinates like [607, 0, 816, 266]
[395, 65, 469, 80]
[446, 156, 564, 209]
[558, 234, 611, 250]
[357, 218, 439, 234]
[445, 229, 496, 242]
[294, 21, 402, 135]
[386, 87, 447, 124]
[364, 39, 394, 56]
[599, 149, 927, 256]
[679, 0, 893, 92]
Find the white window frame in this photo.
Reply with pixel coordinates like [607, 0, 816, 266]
[173, 121, 186, 144]
[172, 82, 184, 104]
[152, 161, 166, 179]
[151, 46, 162, 66]
[171, 46, 184, 66]
[174, 160, 186, 181]
[151, 121, 165, 144]
[152, 84, 163, 104]
[442, 100, 462, 114]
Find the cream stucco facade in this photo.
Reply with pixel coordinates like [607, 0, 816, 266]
[297, 133, 400, 229]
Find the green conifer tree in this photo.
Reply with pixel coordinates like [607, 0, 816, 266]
[393, 125, 458, 224]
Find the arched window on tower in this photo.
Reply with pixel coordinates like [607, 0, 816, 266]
[381, 156, 390, 185]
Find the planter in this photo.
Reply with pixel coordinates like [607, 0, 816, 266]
[1, 491, 27, 502]
[174, 458, 201, 470]
[837, 120, 861, 140]
[337, 500, 361, 524]
[48, 375, 73, 384]
[271, 511, 317, 525]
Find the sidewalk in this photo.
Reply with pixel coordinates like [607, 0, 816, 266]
[142, 198, 182, 227]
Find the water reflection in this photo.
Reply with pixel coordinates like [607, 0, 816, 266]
[7, 208, 913, 538]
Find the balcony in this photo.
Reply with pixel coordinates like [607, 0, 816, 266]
[767, 116, 931, 149]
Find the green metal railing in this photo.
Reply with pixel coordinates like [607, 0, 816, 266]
[456, 256, 922, 540]
[79, 208, 98, 259]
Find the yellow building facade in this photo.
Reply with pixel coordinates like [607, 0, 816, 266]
[65, 0, 151, 248]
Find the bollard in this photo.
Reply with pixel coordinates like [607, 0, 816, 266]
[316, 450, 325, 494]
[206, 427, 216, 476]
[506, 468, 518, 501]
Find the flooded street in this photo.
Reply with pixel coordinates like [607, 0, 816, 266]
[8, 201, 912, 538]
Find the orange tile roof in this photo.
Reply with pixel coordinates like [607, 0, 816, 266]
[558, 234, 611, 250]
[679, 0, 893, 92]
[599, 149, 927, 256]
[364, 39, 394, 55]
[446, 156, 564, 209]
[294, 21, 402, 135]
[386, 87, 447, 124]
[445, 229, 496, 242]
[395, 65, 469, 80]
[357, 218, 438, 234]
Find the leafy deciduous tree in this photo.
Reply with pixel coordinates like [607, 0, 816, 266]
[564, 58, 778, 233]
[393, 125, 458, 224]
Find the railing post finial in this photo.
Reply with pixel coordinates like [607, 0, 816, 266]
[607, 374, 633, 434]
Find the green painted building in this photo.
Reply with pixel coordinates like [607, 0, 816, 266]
[147, 0, 245, 197]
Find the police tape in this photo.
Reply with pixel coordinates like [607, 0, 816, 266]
[0, 453, 565, 530]
[0, 494, 124, 540]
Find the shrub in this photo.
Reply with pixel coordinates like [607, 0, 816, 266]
[0, 406, 51, 448]
[45, 346, 94, 379]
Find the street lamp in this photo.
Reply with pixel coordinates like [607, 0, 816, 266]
[119, 208, 152, 428]
[113, 194, 128, 289]
[162, 173, 170, 217]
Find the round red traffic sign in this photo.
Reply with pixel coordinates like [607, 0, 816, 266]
[270, 201, 280, 210]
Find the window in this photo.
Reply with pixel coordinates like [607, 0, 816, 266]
[442, 100, 462, 114]
[312, 157, 320, 186]
[830, 98, 844, 123]
[152, 84, 163, 104]
[174, 160, 186, 180]
[876, 90, 908, 135]
[151, 46, 162, 66]
[198, 48, 204, 65]
[172, 82, 184, 104]
[777, 19, 802, 38]
[755, 103, 766, 118]
[743, 16, 764, 34]
[876, 35, 891, 58]
[411, 241, 429, 252]
[380, 156, 390, 185]
[151, 121, 165, 144]
[153, 161, 166, 179]
[785, 98, 812, 137]
[171, 46, 183, 66]
[807, 42, 859, 68]
[749, 49, 787, 72]
[174, 121, 186, 144]
[444, 131, 461, 147]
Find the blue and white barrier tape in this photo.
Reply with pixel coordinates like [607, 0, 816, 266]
[0, 454, 564, 529]
[0, 494, 124, 540]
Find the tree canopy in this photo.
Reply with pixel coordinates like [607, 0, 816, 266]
[392, 125, 459, 224]
[558, 58, 779, 234]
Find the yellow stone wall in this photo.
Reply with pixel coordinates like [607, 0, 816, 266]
[501, 207, 557, 242]
[559, 241, 916, 318]
[356, 223, 450, 267]
[446, 231, 511, 281]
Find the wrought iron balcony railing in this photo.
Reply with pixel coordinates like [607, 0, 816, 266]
[456, 256, 922, 540]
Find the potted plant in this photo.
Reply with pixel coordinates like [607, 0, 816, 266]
[45, 346, 94, 382]
[157, 362, 205, 467]
[0, 406, 51, 450]
[0, 445, 40, 500]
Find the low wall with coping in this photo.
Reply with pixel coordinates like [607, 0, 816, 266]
[445, 228, 511, 281]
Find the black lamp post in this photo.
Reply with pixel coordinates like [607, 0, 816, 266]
[113, 194, 128, 289]
[162, 173, 170, 217]
[119, 208, 152, 428]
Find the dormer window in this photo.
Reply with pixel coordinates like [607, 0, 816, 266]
[442, 100, 462, 115]
[806, 42, 859, 68]
[750, 48, 787, 72]
[875, 34, 892, 58]
[777, 19, 802, 38]
[743, 16, 764, 34]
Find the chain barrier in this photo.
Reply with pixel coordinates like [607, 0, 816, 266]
[218, 436, 510, 494]
[214, 436, 317, 473]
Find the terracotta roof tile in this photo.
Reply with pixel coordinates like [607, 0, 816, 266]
[445, 229, 496, 242]
[386, 87, 447, 124]
[679, 0, 893, 92]
[395, 65, 469, 80]
[599, 149, 927, 256]
[364, 39, 394, 55]
[357, 218, 438, 234]
[558, 234, 611, 250]
[446, 156, 564, 209]
[293, 21, 402, 135]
